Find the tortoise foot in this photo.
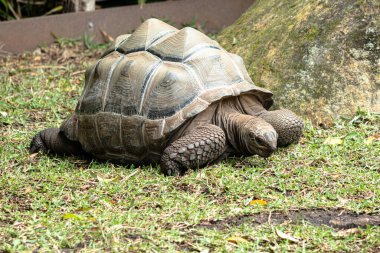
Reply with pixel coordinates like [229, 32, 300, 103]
[160, 124, 226, 176]
[260, 109, 304, 146]
[30, 131, 48, 154]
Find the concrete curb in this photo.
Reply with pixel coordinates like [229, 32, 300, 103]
[0, 0, 253, 53]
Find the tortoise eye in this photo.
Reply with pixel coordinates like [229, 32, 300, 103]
[255, 137, 265, 146]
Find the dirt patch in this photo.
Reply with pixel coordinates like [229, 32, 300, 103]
[194, 208, 380, 230]
[4, 194, 33, 212]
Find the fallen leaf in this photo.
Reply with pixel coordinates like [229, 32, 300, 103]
[227, 236, 248, 244]
[309, 158, 327, 167]
[33, 55, 41, 62]
[100, 29, 114, 42]
[330, 173, 341, 180]
[232, 37, 238, 45]
[28, 153, 38, 159]
[63, 194, 72, 203]
[275, 229, 301, 243]
[120, 168, 140, 182]
[61, 49, 75, 60]
[100, 200, 113, 209]
[62, 213, 82, 220]
[89, 226, 100, 232]
[24, 186, 33, 194]
[33, 48, 42, 55]
[323, 137, 343, 145]
[364, 137, 374, 145]
[336, 228, 361, 237]
[87, 217, 96, 222]
[76, 207, 92, 212]
[371, 133, 380, 140]
[365, 133, 380, 145]
[13, 221, 25, 227]
[231, 207, 243, 213]
[249, 199, 267, 206]
[97, 175, 120, 183]
[34, 225, 46, 230]
[108, 224, 125, 232]
[337, 196, 350, 205]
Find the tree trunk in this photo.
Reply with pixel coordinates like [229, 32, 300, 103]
[64, 0, 95, 12]
[217, 0, 379, 125]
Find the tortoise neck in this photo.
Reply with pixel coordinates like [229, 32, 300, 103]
[237, 94, 267, 116]
[214, 99, 263, 154]
[214, 95, 267, 115]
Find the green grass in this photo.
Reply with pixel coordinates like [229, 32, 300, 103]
[0, 42, 379, 252]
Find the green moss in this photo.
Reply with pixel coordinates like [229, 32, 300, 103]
[218, 0, 379, 124]
[304, 25, 320, 41]
[355, 0, 366, 6]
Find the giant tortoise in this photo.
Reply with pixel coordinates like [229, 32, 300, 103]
[30, 18, 303, 175]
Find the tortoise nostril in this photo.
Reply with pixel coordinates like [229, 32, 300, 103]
[262, 132, 277, 151]
[264, 132, 277, 142]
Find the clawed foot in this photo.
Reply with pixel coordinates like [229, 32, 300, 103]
[160, 124, 226, 176]
[28, 128, 86, 156]
[260, 109, 303, 146]
[160, 159, 185, 176]
[29, 132, 48, 154]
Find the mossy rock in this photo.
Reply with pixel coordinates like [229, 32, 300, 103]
[217, 0, 379, 125]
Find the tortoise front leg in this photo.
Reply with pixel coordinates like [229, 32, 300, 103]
[160, 124, 226, 176]
[30, 128, 86, 156]
[260, 109, 304, 146]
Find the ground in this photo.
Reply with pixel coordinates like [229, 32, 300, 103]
[0, 40, 379, 252]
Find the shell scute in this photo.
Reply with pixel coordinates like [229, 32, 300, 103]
[143, 62, 201, 119]
[148, 27, 221, 61]
[186, 54, 233, 90]
[79, 53, 118, 114]
[96, 113, 123, 153]
[117, 18, 178, 54]
[77, 115, 103, 156]
[120, 116, 146, 157]
[104, 51, 161, 116]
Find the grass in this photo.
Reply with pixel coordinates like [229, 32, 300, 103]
[0, 41, 379, 252]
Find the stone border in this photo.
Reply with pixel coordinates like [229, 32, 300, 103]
[0, 0, 253, 53]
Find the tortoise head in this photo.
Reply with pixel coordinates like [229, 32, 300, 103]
[240, 117, 278, 158]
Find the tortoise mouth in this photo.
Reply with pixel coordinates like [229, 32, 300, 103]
[258, 148, 275, 158]
[245, 130, 277, 157]
[251, 144, 276, 158]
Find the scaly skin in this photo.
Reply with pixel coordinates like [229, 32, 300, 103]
[29, 128, 86, 156]
[160, 124, 226, 176]
[260, 109, 304, 146]
[236, 95, 303, 146]
[215, 112, 277, 157]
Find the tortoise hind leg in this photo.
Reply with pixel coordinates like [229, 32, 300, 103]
[30, 128, 86, 156]
[260, 109, 304, 146]
[160, 124, 226, 176]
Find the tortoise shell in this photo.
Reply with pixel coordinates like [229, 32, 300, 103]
[63, 18, 273, 163]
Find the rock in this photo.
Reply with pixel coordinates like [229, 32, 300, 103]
[217, 0, 379, 125]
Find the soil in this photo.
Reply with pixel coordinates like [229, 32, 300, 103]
[194, 208, 380, 230]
